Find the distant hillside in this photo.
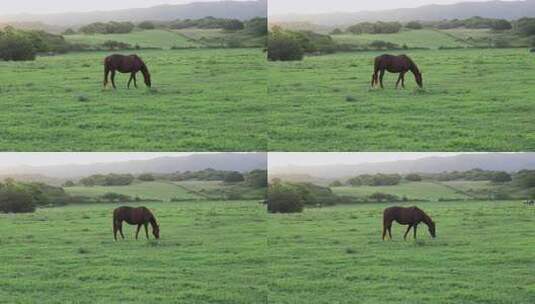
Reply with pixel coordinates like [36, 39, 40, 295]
[270, 0, 535, 27]
[1, 153, 267, 179]
[270, 153, 535, 180]
[1, 0, 267, 27]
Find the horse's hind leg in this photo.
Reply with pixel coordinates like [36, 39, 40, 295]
[113, 221, 118, 241]
[104, 67, 110, 88]
[388, 225, 392, 239]
[395, 74, 402, 89]
[118, 222, 125, 239]
[413, 224, 418, 240]
[135, 224, 141, 240]
[401, 72, 406, 89]
[133, 73, 138, 88]
[379, 70, 385, 89]
[403, 225, 412, 240]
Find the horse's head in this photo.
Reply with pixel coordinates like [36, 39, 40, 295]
[415, 71, 423, 88]
[152, 224, 160, 239]
[428, 221, 436, 238]
[142, 68, 152, 88]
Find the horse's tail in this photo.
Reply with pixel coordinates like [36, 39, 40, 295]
[371, 57, 380, 87]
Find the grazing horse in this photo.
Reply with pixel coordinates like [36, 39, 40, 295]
[103, 54, 151, 89]
[525, 200, 534, 206]
[113, 206, 159, 240]
[371, 54, 423, 89]
[382, 206, 435, 240]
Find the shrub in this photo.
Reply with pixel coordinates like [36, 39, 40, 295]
[0, 187, 35, 213]
[516, 18, 535, 36]
[79, 21, 135, 34]
[368, 192, 400, 203]
[405, 173, 422, 182]
[224, 171, 245, 183]
[491, 171, 512, 183]
[246, 170, 268, 188]
[138, 21, 156, 30]
[406, 21, 423, 30]
[100, 192, 132, 203]
[330, 28, 343, 35]
[347, 21, 402, 34]
[329, 180, 343, 187]
[0, 29, 36, 61]
[268, 29, 304, 61]
[222, 19, 245, 31]
[246, 17, 268, 36]
[267, 182, 303, 213]
[138, 173, 155, 181]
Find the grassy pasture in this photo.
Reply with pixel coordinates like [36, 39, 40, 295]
[0, 48, 267, 151]
[332, 181, 470, 201]
[65, 29, 201, 49]
[268, 200, 535, 304]
[268, 48, 535, 151]
[0, 201, 267, 303]
[66, 181, 202, 201]
[175, 180, 266, 200]
[333, 29, 469, 49]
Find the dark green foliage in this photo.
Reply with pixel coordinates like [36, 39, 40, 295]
[79, 21, 135, 34]
[0, 27, 36, 61]
[267, 182, 304, 213]
[368, 40, 400, 50]
[100, 192, 133, 203]
[491, 171, 512, 183]
[245, 18, 268, 36]
[63, 181, 75, 187]
[405, 173, 422, 182]
[268, 28, 304, 61]
[492, 19, 513, 31]
[246, 170, 268, 188]
[513, 170, 535, 188]
[368, 192, 400, 203]
[406, 21, 423, 30]
[223, 171, 245, 183]
[101, 40, 132, 50]
[347, 174, 402, 186]
[62, 28, 76, 35]
[330, 28, 343, 35]
[329, 180, 343, 187]
[79, 174, 135, 187]
[516, 18, 535, 36]
[168, 169, 239, 182]
[138, 173, 155, 182]
[138, 21, 156, 30]
[222, 19, 245, 31]
[0, 185, 35, 213]
[347, 21, 402, 34]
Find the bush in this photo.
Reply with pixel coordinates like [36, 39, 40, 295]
[0, 186, 35, 213]
[0, 28, 36, 61]
[224, 171, 245, 183]
[347, 21, 402, 34]
[329, 180, 343, 187]
[138, 21, 156, 30]
[138, 173, 155, 181]
[80, 174, 134, 186]
[267, 182, 304, 213]
[406, 21, 423, 30]
[246, 170, 268, 188]
[405, 173, 422, 182]
[330, 28, 343, 35]
[516, 18, 535, 36]
[245, 17, 268, 36]
[268, 29, 304, 61]
[79, 21, 135, 34]
[222, 19, 245, 31]
[491, 171, 512, 183]
[100, 192, 132, 203]
[368, 192, 400, 203]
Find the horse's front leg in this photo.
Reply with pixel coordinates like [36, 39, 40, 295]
[403, 225, 413, 240]
[127, 73, 134, 89]
[118, 222, 125, 239]
[111, 71, 117, 89]
[395, 74, 402, 89]
[401, 72, 406, 89]
[144, 223, 149, 239]
[104, 67, 110, 88]
[413, 224, 418, 240]
[135, 224, 142, 240]
[133, 73, 138, 88]
[113, 221, 118, 241]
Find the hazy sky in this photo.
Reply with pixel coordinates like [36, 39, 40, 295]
[269, 0, 518, 16]
[269, 152, 486, 168]
[0, 153, 201, 169]
[1, 0, 236, 15]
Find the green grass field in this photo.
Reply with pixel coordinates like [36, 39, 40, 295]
[0, 48, 267, 151]
[65, 29, 201, 49]
[268, 200, 535, 304]
[0, 201, 267, 303]
[268, 48, 535, 151]
[332, 181, 470, 201]
[333, 29, 470, 49]
[66, 181, 203, 201]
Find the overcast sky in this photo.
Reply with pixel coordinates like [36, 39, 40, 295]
[0, 153, 202, 169]
[1, 0, 240, 15]
[269, 0, 518, 16]
[269, 153, 487, 168]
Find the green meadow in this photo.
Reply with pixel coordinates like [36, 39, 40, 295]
[267, 200, 535, 304]
[0, 201, 267, 303]
[0, 48, 267, 151]
[268, 48, 535, 151]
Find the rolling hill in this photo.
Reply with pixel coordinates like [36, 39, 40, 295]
[1, 0, 267, 27]
[270, 0, 535, 27]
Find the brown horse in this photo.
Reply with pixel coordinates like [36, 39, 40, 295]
[113, 206, 159, 240]
[371, 54, 423, 89]
[382, 206, 435, 240]
[103, 54, 151, 89]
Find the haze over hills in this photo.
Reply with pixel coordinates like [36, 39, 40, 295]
[0, 153, 267, 182]
[270, 153, 535, 181]
[1, 0, 267, 27]
[270, 0, 535, 27]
